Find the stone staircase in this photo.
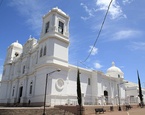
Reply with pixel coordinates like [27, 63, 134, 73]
[0, 107, 74, 115]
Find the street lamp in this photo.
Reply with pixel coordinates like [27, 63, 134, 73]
[117, 81, 128, 111]
[43, 69, 61, 115]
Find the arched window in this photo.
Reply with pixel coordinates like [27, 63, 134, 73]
[3, 69, 5, 76]
[40, 48, 43, 57]
[29, 81, 33, 95]
[22, 65, 25, 74]
[43, 45, 47, 56]
[58, 21, 64, 34]
[12, 86, 15, 96]
[88, 78, 91, 85]
[45, 21, 49, 33]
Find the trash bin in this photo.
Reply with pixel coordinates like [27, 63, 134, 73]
[110, 106, 113, 111]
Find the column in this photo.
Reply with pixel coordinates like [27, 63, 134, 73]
[23, 77, 29, 104]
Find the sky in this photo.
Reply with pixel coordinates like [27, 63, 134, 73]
[0, 0, 145, 86]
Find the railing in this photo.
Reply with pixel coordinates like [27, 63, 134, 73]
[49, 95, 129, 106]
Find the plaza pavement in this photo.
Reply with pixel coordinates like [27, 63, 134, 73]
[0, 106, 144, 115]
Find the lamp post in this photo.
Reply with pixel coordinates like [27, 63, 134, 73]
[117, 81, 128, 111]
[43, 69, 61, 115]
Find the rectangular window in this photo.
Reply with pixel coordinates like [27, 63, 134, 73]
[12, 87, 15, 96]
[22, 66, 25, 74]
[45, 21, 49, 33]
[88, 78, 91, 85]
[58, 21, 64, 34]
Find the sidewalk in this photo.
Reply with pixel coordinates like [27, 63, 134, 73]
[90, 111, 127, 115]
[93, 108, 145, 115]
[102, 111, 128, 115]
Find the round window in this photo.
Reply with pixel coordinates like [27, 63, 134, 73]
[55, 78, 64, 90]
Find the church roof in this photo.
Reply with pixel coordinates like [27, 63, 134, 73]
[43, 7, 69, 19]
[52, 7, 67, 16]
[125, 82, 138, 87]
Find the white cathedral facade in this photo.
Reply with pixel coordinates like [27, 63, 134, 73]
[0, 8, 144, 107]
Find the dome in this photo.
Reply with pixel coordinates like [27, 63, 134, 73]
[107, 62, 123, 73]
[10, 40, 23, 48]
[106, 62, 124, 78]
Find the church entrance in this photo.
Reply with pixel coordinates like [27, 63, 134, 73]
[104, 90, 108, 104]
[18, 86, 23, 103]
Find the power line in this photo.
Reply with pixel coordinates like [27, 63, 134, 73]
[79, 61, 92, 70]
[82, 0, 113, 62]
[79, 61, 98, 73]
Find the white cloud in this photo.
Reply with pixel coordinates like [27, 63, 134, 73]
[9, 0, 45, 35]
[96, 0, 126, 19]
[80, 3, 95, 20]
[81, 0, 127, 21]
[123, 0, 134, 5]
[94, 62, 103, 69]
[89, 46, 98, 55]
[129, 42, 145, 50]
[112, 30, 141, 41]
[81, 16, 91, 21]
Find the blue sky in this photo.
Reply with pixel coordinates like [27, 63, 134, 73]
[0, 0, 145, 86]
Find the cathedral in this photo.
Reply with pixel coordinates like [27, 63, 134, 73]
[0, 7, 144, 106]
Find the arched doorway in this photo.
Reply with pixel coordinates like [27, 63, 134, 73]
[104, 90, 108, 104]
[18, 86, 23, 103]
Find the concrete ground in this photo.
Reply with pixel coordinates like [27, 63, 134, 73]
[92, 108, 145, 115]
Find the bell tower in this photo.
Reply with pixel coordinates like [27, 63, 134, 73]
[5, 41, 23, 64]
[39, 7, 70, 67]
[3, 41, 23, 81]
[40, 7, 69, 39]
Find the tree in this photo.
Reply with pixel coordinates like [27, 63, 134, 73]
[137, 70, 144, 107]
[77, 69, 82, 115]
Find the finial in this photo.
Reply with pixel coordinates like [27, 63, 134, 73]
[16, 40, 18, 43]
[112, 61, 115, 66]
[29, 35, 32, 38]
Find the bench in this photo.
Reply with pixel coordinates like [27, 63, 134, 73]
[95, 108, 106, 114]
[139, 103, 144, 108]
[125, 105, 132, 110]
